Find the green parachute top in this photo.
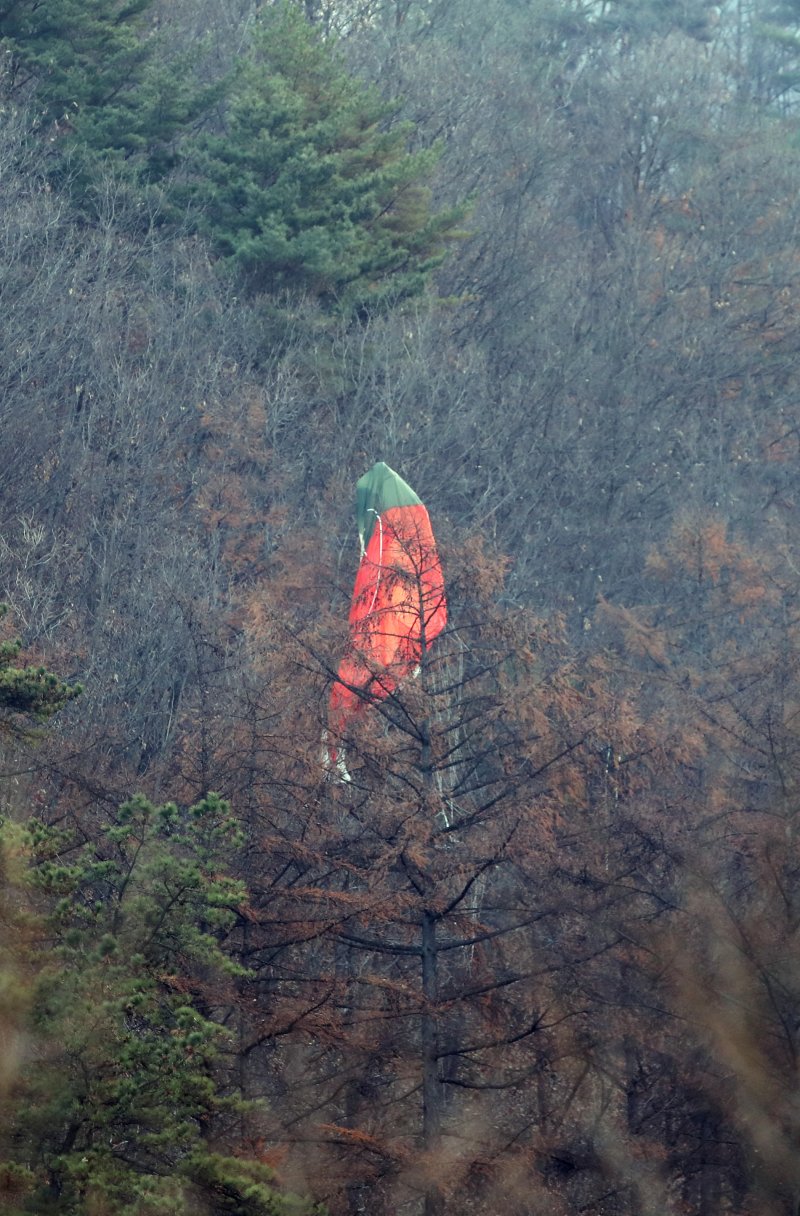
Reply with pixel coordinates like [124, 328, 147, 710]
[356, 462, 422, 552]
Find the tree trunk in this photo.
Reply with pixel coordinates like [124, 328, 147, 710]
[421, 907, 444, 1216]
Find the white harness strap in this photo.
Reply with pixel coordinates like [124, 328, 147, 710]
[366, 509, 383, 617]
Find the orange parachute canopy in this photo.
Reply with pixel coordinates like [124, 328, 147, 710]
[327, 462, 447, 776]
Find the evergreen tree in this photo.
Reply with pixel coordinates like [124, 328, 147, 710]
[0, 605, 80, 724]
[181, 2, 464, 312]
[0, 794, 318, 1216]
[0, 0, 217, 183]
[593, 0, 720, 41]
[752, 0, 800, 105]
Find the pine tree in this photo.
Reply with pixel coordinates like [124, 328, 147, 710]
[593, 0, 720, 41]
[0, 0, 217, 184]
[0, 794, 319, 1216]
[752, 0, 800, 106]
[0, 605, 80, 724]
[181, 2, 465, 312]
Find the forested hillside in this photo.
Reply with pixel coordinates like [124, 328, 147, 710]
[3, 0, 800, 1212]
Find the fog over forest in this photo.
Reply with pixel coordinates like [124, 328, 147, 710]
[3, 1, 800, 1213]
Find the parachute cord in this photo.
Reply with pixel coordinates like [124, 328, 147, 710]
[366, 510, 383, 616]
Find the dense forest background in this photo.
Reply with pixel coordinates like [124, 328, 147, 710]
[3, 0, 800, 1212]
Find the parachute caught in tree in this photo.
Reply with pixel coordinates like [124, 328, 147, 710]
[326, 462, 447, 780]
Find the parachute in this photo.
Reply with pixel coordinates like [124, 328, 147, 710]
[325, 462, 447, 780]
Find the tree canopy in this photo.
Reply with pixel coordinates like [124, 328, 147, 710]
[0, 794, 318, 1215]
[181, 3, 463, 310]
[0, 0, 215, 183]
